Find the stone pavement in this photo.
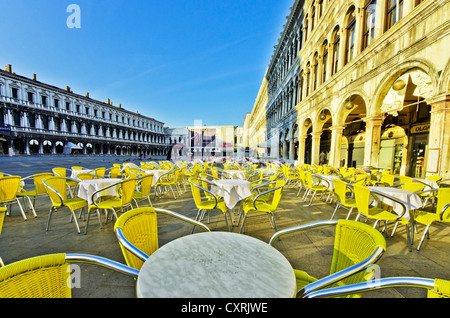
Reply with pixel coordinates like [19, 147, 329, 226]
[0, 155, 449, 299]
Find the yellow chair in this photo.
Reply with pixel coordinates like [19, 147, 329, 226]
[132, 174, 153, 207]
[109, 166, 122, 178]
[156, 169, 180, 199]
[378, 173, 395, 186]
[240, 179, 286, 233]
[414, 187, 450, 250]
[331, 179, 357, 220]
[75, 173, 94, 181]
[52, 167, 79, 197]
[16, 173, 53, 217]
[427, 175, 442, 183]
[189, 177, 230, 232]
[114, 207, 210, 270]
[353, 184, 412, 251]
[94, 167, 106, 178]
[0, 176, 27, 221]
[305, 276, 450, 298]
[85, 177, 138, 234]
[42, 176, 87, 234]
[303, 171, 329, 206]
[269, 219, 386, 298]
[400, 182, 425, 193]
[0, 253, 138, 298]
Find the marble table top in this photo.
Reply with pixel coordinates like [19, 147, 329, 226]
[136, 231, 296, 298]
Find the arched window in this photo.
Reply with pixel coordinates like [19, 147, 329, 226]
[313, 53, 319, 91]
[322, 41, 328, 83]
[311, 2, 316, 31]
[305, 63, 311, 97]
[299, 70, 304, 102]
[362, 0, 377, 50]
[331, 26, 340, 75]
[344, 6, 356, 65]
[304, 15, 309, 42]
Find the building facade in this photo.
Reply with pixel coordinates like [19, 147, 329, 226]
[0, 65, 170, 157]
[245, 0, 450, 178]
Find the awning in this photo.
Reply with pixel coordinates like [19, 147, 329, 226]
[29, 139, 39, 145]
[63, 142, 82, 154]
[43, 140, 52, 146]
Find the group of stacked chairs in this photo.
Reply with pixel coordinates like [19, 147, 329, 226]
[0, 159, 449, 298]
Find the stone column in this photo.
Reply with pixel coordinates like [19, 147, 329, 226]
[311, 131, 322, 165]
[363, 116, 384, 168]
[428, 95, 450, 178]
[298, 135, 307, 164]
[329, 125, 345, 168]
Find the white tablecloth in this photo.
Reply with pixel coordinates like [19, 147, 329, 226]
[77, 178, 121, 206]
[143, 170, 169, 186]
[225, 170, 246, 180]
[136, 232, 296, 298]
[70, 169, 94, 179]
[412, 178, 439, 189]
[367, 186, 423, 220]
[313, 174, 339, 189]
[211, 179, 252, 209]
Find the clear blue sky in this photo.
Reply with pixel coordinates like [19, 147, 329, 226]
[0, 0, 292, 128]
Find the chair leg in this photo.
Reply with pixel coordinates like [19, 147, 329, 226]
[46, 206, 55, 231]
[70, 209, 81, 234]
[27, 196, 37, 217]
[15, 199, 27, 221]
[345, 207, 354, 220]
[331, 203, 340, 219]
[239, 213, 248, 233]
[268, 213, 278, 232]
[417, 224, 431, 251]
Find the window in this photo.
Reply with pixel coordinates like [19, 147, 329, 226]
[305, 63, 311, 97]
[41, 96, 47, 106]
[28, 113, 35, 128]
[54, 118, 61, 131]
[299, 70, 304, 102]
[11, 87, 18, 99]
[332, 27, 340, 75]
[318, 0, 323, 19]
[12, 110, 20, 126]
[27, 92, 34, 102]
[386, 0, 403, 31]
[76, 104, 80, 113]
[42, 115, 49, 130]
[85, 107, 90, 115]
[66, 101, 70, 110]
[322, 41, 328, 83]
[54, 99, 59, 108]
[345, 7, 356, 65]
[313, 53, 319, 91]
[311, 4, 316, 31]
[304, 16, 309, 42]
[362, 0, 377, 50]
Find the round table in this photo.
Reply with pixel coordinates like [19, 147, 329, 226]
[77, 178, 122, 206]
[136, 232, 297, 298]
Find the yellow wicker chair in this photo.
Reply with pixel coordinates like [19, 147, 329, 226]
[16, 173, 53, 217]
[239, 179, 286, 233]
[0, 253, 138, 298]
[189, 177, 230, 232]
[132, 174, 154, 208]
[400, 182, 425, 192]
[156, 169, 180, 199]
[0, 176, 27, 220]
[94, 167, 106, 178]
[85, 177, 138, 234]
[42, 176, 87, 234]
[114, 207, 210, 270]
[331, 179, 357, 220]
[52, 167, 79, 197]
[353, 184, 412, 251]
[306, 277, 450, 298]
[303, 171, 329, 206]
[269, 219, 386, 298]
[414, 187, 450, 251]
[75, 173, 94, 181]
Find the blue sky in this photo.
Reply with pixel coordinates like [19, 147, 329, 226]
[0, 0, 292, 128]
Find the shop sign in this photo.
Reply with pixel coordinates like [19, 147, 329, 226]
[410, 123, 430, 134]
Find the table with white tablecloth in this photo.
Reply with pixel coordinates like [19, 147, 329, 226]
[77, 178, 122, 206]
[70, 169, 94, 179]
[143, 170, 169, 186]
[367, 186, 423, 220]
[211, 179, 252, 210]
[224, 170, 247, 180]
[312, 174, 340, 190]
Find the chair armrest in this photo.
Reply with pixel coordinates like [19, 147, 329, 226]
[298, 246, 385, 297]
[66, 253, 139, 278]
[312, 174, 331, 188]
[90, 180, 122, 208]
[269, 220, 339, 246]
[439, 203, 450, 221]
[368, 188, 408, 220]
[252, 182, 283, 210]
[42, 179, 66, 206]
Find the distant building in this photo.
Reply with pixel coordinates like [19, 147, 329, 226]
[245, 0, 450, 178]
[0, 65, 170, 157]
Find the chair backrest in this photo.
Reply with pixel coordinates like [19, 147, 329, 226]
[333, 179, 349, 204]
[33, 173, 54, 195]
[189, 178, 207, 208]
[437, 188, 450, 222]
[139, 174, 153, 196]
[427, 175, 442, 183]
[380, 174, 395, 186]
[52, 167, 66, 177]
[76, 173, 94, 181]
[399, 176, 412, 184]
[268, 180, 287, 209]
[71, 166, 83, 170]
[110, 166, 121, 178]
[0, 253, 71, 298]
[95, 167, 106, 178]
[120, 178, 138, 205]
[330, 219, 386, 287]
[0, 176, 21, 202]
[114, 208, 159, 270]
[400, 182, 425, 192]
[353, 184, 370, 216]
[43, 176, 69, 206]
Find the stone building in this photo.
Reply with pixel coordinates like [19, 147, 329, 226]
[245, 0, 450, 178]
[0, 65, 170, 157]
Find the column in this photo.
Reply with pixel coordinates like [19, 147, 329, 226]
[329, 126, 345, 168]
[289, 138, 295, 161]
[298, 135, 307, 164]
[311, 131, 322, 165]
[428, 95, 450, 178]
[363, 116, 383, 168]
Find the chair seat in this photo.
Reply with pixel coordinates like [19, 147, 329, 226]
[16, 190, 38, 197]
[66, 180, 78, 186]
[366, 207, 409, 224]
[341, 198, 356, 208]
[198, 199, 228, 213]
[65, 198, 88, 211]
[243, 199, 274, 213]
[89, 198, 123, 211]
[414, 210, 439, 226]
